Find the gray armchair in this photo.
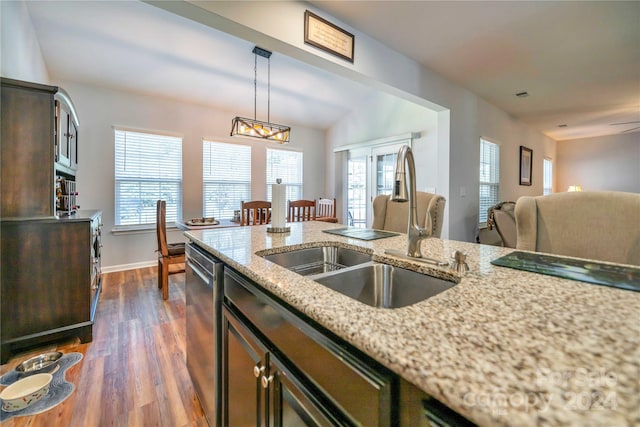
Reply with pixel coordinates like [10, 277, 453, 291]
[514, 191, 640, 265]
[372, 191, 446, 238]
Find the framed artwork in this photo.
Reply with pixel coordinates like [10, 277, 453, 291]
[520, 146, 533, 186]
[304, 10, 354, 63]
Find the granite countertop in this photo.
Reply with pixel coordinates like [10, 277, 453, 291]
[185, 221, 639, 427]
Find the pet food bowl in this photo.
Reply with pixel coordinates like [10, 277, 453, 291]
[0, 373, 52, 412]
[15, 352, 62, 376]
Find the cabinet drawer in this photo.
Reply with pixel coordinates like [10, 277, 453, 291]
[224, 268, 393, 426]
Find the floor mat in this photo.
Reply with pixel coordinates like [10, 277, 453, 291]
[0, 352, 83, 421]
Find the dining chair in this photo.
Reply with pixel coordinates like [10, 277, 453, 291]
[372, 191, 446, 238]
[241, 200, 271, 225]
[156, 200, 185, 300]
[288, 199, 316, 222]
[316, 198, 338, 223]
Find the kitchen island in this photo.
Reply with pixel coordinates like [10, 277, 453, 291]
[185, 221, 639, 427]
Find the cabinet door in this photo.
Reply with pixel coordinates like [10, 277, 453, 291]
[69, 118, 78, 170]
[223, 307, 268, 427]
[55, 99, 71, 168]
[271, 355, 353, 427]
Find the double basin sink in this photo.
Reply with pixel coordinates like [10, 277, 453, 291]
[261, 245, 455, 309]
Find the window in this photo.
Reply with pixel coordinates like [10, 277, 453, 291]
[266, 148, 303, 201]
[479, 138, 500, 224]
[203, 141, 251, 219]
[114, 128, 182, 226]
[543, 158, 553, 195]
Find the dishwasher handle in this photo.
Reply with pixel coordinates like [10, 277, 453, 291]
[187, 258, 214, 288]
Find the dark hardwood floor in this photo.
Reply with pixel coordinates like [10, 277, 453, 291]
[0, 267, 207, 426]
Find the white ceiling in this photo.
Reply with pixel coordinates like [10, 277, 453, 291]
[25, 0, 376, 130]
[26, 1, 640, 141]
[309, 0, 640, 141]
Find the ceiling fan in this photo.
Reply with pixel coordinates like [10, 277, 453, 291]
[610, 120, 640, 133]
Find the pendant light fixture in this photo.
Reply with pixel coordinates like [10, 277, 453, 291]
[231, 46, 291, 144]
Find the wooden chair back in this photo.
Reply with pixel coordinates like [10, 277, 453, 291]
[241, 200, 271, 226]
[316, 198, 338, 223]
[156, 200, 185, 300]
[288, 199, 316, 222]
[157, 200, 169, 256]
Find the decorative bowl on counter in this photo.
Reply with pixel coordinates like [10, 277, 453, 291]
[186, 217, 218, 226]
[15, 352, 62, 376]
[0, 373, 53, 412]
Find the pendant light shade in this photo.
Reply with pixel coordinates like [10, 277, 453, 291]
[230, 117, 290, 143]
[231, 47, 291, 144]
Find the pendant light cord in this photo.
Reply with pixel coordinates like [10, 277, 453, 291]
[268, 55, 271, 125]
[253, 52, 257, 121]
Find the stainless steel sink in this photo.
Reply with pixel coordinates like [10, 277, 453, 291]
[312, 262, 455, 308]
[262, 246, 372, 276]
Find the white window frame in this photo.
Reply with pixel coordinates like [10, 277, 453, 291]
[543, 157, 553, 195]
[203, 140, 252, 220]
[266, 148, 303, 202]
[479, 138, 500, 225]
[114, 127, 182, 230]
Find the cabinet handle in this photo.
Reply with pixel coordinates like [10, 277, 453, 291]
[261, 375, 273, 389]
[253, 364, 265, 378]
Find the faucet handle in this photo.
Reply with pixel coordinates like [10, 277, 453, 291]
[450, 250, 469, 275]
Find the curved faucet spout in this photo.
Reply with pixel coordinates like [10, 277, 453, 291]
[391, 145, 431, 258]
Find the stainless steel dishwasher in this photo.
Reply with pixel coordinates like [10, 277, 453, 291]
[186, 242, 223, 427]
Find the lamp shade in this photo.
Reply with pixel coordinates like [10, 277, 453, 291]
[567, 185, 582, 192]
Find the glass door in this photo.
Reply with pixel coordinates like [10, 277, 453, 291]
[346, 143, 407, 228]
[346, 149, 368, 228]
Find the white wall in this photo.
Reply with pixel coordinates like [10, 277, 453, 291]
[478, 98, 557, 201]
[52, 80, 326, 270]
[0, 1, 49, 83]
[556, 133, 640, 193]
[325, 91, 444, 234]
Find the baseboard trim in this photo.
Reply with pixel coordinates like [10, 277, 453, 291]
[102, 260, 156, 273]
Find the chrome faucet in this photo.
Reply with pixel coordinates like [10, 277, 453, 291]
[391, 145, 432, 258]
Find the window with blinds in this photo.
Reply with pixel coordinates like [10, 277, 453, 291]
[479, 138, 500, 224]
[266, 148, 303, 201]
[203, 141, 251, 219]
[543, 158, 553, 195]
[114, 128, 182, 226]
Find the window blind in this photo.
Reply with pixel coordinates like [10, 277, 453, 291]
[114, 129, 182, 226]
[266, 148, 303, 201]
[479, 139, 500, 224]
[203, 141, 251, 219]
[543, 158, 553, 195]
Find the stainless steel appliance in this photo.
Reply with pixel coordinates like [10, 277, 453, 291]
[186, 242, 223, 427]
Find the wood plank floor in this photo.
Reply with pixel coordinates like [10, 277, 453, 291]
[0, 267, 207, 427]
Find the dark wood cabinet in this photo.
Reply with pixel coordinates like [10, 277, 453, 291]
[1, 78, 100, 364]
[1, 211, 103, 363]
[223, 268, 393, 426]
[223, 306, 349, 426]
[1, 78, 57, 218]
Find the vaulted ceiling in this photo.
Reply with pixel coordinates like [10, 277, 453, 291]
[26, 1, 640, 141]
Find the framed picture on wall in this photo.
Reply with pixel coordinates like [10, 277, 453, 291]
[520, 146, 533, 186]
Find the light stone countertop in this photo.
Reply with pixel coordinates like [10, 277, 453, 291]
[185, 221, 640, 427]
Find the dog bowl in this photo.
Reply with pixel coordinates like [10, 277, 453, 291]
[0, 373, 53, 412]
[15, 352, 62, 376]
